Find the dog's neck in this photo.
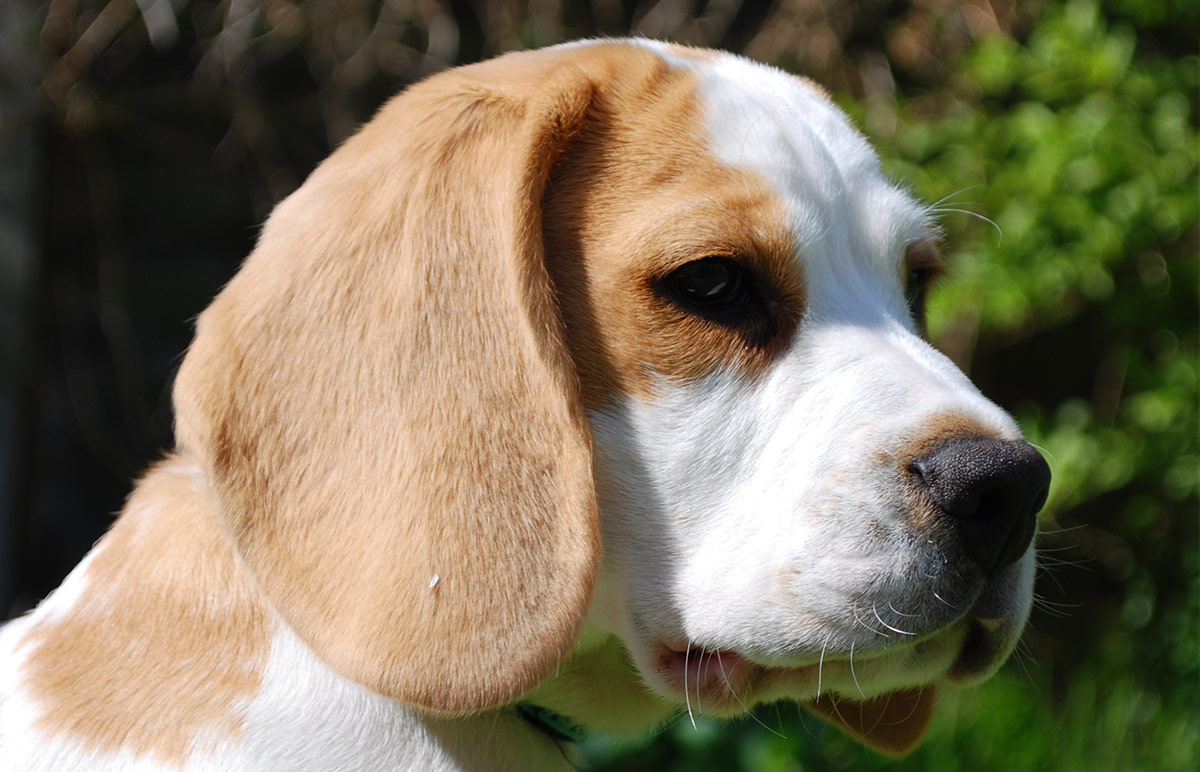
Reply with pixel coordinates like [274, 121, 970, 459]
[244, 620, 580, 771]
[521, 623, 677, 737]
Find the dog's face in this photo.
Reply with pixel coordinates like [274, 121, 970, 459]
[171, 39, 1048, 753]
[542, 42, 1047, 723]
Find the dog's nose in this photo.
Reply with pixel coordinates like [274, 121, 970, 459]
[910, 438, 1051, 573]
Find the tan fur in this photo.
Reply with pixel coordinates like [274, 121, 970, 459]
[171, 46, 618, 714]
[893, 412, 1006, 469]
[542, 46, 804, 408]
[21, 457, 271, 761]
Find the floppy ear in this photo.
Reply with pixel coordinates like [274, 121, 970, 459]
[806, 686, 937, 756]
[173, 51, 600, 713]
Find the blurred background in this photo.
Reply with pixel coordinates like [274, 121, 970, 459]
[0, 1, 1194, 769]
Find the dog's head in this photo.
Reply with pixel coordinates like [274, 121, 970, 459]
[174, 40, 1048, 754]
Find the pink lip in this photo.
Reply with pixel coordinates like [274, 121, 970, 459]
[652, 615, 1010, 709]
[659, 641, 754, 697]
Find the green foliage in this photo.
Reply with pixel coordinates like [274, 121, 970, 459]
[591, 0, 1199, 768]
[885, 0, 1198, 529]
[888, 4, 1198, 743]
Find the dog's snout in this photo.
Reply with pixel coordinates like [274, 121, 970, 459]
[910, 438, 1051, 573]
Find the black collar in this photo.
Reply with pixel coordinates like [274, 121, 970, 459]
[515, 701, 586, 744]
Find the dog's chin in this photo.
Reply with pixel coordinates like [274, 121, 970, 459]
[942, 615, 1025, 686]
[606, 547, 1035, 718]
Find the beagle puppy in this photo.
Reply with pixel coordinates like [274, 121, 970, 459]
[0, 39, 1050, 771]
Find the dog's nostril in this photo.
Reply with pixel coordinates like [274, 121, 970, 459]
[912, 438, 1051, 573]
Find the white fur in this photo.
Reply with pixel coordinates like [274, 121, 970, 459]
[0, 42, 1034, 770]
[585, 48, 1033, 708]
[1, 615, 571, 772]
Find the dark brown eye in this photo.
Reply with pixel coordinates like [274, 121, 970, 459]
[906, 267, 931, 309]
[903, 240, 945, 334]
[663, 257, 757, 312]
[905, 266, 937, 330]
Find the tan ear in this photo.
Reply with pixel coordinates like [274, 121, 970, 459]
[172, 50, 600, 713]
[805, 685, 938, 756]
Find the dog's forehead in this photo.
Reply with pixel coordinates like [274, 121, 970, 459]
[644, 43, 934, 286]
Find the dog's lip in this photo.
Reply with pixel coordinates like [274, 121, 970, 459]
[655, 614, 1011, 691]
[656, 640, 758, 698]
[651, 607, 1019, 703]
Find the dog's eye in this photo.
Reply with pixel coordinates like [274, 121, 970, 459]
[905, 267, 931, 308]
[663, 258, 758, 313]
[905, 266, 936, 329]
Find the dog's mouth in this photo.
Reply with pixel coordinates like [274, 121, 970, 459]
[658, 640, 757, 703]
[653, 613, 1016, 712]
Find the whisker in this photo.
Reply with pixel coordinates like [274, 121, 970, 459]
[890, 691, 923, 733]
[1010, 637, 1041, 688]
[658, 711, 685, 730]
[928, 185, 982, 210]
[683, 642, 696, 730]
[714, 654, 787, 739]
[1036, 523, 1087, 539]
[816, 638, 828, 699]
[887, 600, 921, 619]
[773, 704, 791, 750]
[1036, 558, 1090, 577]
[1027, 441, 1056, 463]
[931, 590, 958, 610]
[1036, 564, 1071, 597]
[872, 602, 917, 636]
[1034, 542, 1088, 555]
[932, 206, 1004, 241]
[1016, 636, 1041, 670]
[861, 691, 894, 739]
[1037, 553, 1090, 580]
[849, 642, 865, 698]
[851, 601, 889, 638]
[1036, 552, 1089, 566]
[1032, 593, 1082, 617]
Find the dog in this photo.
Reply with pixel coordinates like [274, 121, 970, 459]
[0, 39, 1050, 770]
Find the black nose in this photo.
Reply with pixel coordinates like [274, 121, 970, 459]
[910, 438, 1051, 573]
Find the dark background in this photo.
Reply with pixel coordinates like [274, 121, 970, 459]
[0, 1, 1195, 769]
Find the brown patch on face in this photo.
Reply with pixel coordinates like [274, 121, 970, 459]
[894, 412, 1002, 468]
[22, 455, 270, 763]
[541, 45, 805, 409]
